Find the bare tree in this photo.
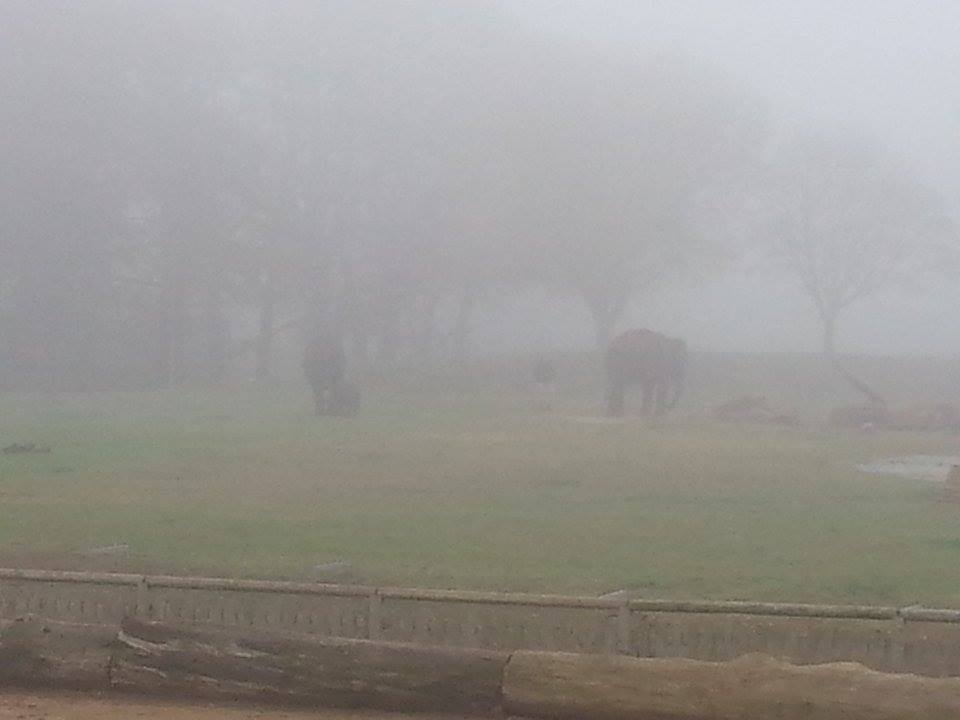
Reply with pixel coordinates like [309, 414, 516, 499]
[491, 52, 764, 349]
[766, 132, 953, 401]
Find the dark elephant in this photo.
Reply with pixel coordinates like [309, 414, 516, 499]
[303, 332, 357, 417]
[605, 328, 687, 417]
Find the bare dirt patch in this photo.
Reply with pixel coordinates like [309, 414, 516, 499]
[0, 691, 480, 720]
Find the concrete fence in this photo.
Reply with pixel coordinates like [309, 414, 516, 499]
[2, 567, 959, 678]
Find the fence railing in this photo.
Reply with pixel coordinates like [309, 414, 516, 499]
[2, 567, 959, 678]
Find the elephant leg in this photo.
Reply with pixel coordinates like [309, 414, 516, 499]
[653, 382, 668, 416]
[330, 379, 349, 415]
[606, 382, 625, 417]
[641, 383, 654, 417]
[667, 381, 682, 411]
[311, 383, 327, 416]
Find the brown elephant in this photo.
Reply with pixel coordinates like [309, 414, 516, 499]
[303, 331, 359, 417]
[605, 328, 687, 417]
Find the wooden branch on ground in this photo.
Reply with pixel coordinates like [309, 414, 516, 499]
[113, 617, 507, 714]
[9, 615, 960, 719]
[831, 354, 887, 407]
[502, 650, 960, 720]
[0, 618, 114, 689]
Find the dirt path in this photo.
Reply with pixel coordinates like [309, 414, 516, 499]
[0, 691, 486, 720]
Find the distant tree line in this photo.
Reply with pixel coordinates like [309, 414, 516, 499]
[0, 2, 953, 390]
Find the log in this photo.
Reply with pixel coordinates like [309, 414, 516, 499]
[0, 617, 113, 689]
[114, 617, 507, 714]
[502, 650, 960, 720]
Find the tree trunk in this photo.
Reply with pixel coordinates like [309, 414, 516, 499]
[820, 307, 886, 407]
[161, 278, 187, 388]
[203, 284, 228, 384]
[254, 269, 276, 381]
[502, 650, 960, 720]
[114, 617, 507, 715]
[452, 286, 475, 364]
[821, 310, 837, 358]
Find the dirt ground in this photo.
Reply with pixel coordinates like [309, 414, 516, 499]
[0, 691, 487, 720]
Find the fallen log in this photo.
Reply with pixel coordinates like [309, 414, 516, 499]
[502, 650, 960, 720]
[0, 617, 113, 689]
[114, 617, 507, 714]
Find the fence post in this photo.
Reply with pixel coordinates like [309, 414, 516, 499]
[617, 595, 632, 654]
[135, 577, 150, 618]
[601, 590, 631, 654]
[889, 606, 911, 673]
[368, 589, 382, 640]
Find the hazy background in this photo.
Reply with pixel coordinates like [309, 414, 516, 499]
[6, 1, 960, 609]
[2, 0, 958, 394]
[506, 1, 960, 355]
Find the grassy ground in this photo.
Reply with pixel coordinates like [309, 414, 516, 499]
[1, 379, 959, 606]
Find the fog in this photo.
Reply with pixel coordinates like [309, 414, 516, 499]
[8, 5, 960, 694]
[512, 1, 960, 354]
[2, 1, 958, 391]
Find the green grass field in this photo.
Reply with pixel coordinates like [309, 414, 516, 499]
[1, 377, 959, 607]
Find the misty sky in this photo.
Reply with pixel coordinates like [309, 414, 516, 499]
[4, 2, 959, 369]
[497, 1, 960, 356]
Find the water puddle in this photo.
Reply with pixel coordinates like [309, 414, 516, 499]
[856, 455, 959, 482]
